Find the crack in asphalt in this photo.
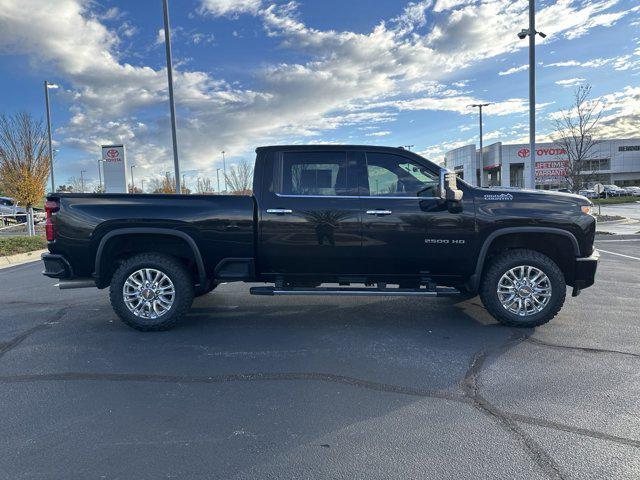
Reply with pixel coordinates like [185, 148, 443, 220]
[0, 371, 462, 400]
[525, 336, 640, 359]
[1, 302, 639, 477]
[0, 307, 68, 360]
[504, 412, 640, 449]
[462, 332, 567, 480]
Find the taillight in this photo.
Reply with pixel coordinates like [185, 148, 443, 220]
[45, 199, 59, 241]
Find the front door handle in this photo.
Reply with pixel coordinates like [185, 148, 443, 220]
[266, 208, 293, 215]
[366, 209, 392, 216]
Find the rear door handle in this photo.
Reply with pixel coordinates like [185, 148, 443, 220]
[266, 208, 293, 215]
[366, 209, 392, 216]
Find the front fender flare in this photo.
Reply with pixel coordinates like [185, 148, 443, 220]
[466, 227, 580, 293]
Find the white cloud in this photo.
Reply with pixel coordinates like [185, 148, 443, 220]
[596, 86, 640, 138]
[547, 85, 640, 138]
[155, 28, 165, 45]
[198, 0, 262, 17]
[555, 78, 586, 87]
[545, 58, 613, 68]
[498, 64, 528, 76]
[366, 96, 552, 117]
[0, 0, 635, 182]
[545, 53, 640, 71]
[365, 131, 392, 137]
[433, 0, 474, 13]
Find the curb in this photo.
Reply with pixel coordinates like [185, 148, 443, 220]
[0, 249, 47, 270]
[595, 234, 640, 240]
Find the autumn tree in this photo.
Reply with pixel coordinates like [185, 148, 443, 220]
[225, 160, 253, 195]
[149, 172, 176, 194]
[0, 112, 50, 207]
[551, 84, 603, 192]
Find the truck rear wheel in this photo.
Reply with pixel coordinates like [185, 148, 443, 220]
[109, 253, 194, 331]
[480, 249, 566, 328]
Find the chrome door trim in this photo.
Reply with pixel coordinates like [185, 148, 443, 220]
[274, 193, 437, 200]
[266, 208, 293, 214]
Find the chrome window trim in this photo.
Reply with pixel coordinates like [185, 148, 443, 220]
[274, 193, 438, 200]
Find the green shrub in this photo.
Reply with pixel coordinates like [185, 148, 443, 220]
[0, 235, 47, 257]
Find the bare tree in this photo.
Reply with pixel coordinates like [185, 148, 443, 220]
[225, 160, 254, 195]
[0, 112, 50, 207]
[551, 85, 603, 192]
[66, 176, 85, 193]
[196, 177, 215, 194]
[56, 184, 73, 193]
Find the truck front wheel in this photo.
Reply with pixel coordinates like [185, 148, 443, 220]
[480, 249, 566, 328]
[109, 253, 194, 331]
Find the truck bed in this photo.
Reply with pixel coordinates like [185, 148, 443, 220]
[47, 193, 256, 279]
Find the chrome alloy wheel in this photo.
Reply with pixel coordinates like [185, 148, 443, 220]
[122, 268, 175, 319]
[497, 265, 552, 317]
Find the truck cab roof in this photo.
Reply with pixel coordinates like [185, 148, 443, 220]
[256, 144, 417, 154]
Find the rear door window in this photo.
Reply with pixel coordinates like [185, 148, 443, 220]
[276, 151, 356, 196]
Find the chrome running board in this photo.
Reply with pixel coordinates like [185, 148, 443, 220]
[250, 286, 460, 297]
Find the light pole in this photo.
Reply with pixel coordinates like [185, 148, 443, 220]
[518, 0, 546, 189]
[97, 159, 103, 191]
[221, 150, 227, 192]
[468, 103, 491, 188]
[162, 0, 181, 194]
[216, 168, 222, 193]
[80, 170, 86, 193]
[44, 81, 58, 192]
[404, 145, 414, 151]
[130, 164, 136, 193]
[141, 179, 145, 193]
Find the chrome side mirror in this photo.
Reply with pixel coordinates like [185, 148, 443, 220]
[439, 169, 463, 202]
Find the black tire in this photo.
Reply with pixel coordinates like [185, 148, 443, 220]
[480, 249, 566, 328]
[109, 253, 194, 331]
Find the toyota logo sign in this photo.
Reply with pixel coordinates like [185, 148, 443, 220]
[106, 149, 119, 158]
[517, 147, 567, 158]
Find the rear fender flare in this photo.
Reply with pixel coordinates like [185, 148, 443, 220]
[94, 228, 206, 286]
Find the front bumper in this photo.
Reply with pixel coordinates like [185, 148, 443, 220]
[572, 249, 599, 296]
[41, 253, 73, 279]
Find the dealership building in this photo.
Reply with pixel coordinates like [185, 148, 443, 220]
[444, 138, 640, 189]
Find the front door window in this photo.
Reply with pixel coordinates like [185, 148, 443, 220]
[364, 152, 439, 197]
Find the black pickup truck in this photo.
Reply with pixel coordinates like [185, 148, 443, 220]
[42, 145, 598, 331]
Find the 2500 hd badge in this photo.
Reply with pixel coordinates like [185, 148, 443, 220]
[425, 238, 466, 245]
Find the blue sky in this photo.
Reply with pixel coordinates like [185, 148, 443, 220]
[0, 0, 639, 191]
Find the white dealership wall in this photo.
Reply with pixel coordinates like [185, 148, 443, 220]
[444, 138, 640, 188]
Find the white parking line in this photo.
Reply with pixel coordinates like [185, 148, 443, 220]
[598, 249, 640, 261]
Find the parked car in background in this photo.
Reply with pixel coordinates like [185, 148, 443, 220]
[601, 185, 626, 198]
[578, 189, 599, 199]
[620, 186, 640, 197]
[0, 196, 28, 225]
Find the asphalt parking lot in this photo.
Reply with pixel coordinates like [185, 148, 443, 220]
[1, 238, 639, 479]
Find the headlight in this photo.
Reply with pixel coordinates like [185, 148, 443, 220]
[581, 205, 594, 216]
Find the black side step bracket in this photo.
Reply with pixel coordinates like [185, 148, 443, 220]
[250, 286, 460, 297]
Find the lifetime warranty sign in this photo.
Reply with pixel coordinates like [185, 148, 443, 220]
[535, 159, 569, 184]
